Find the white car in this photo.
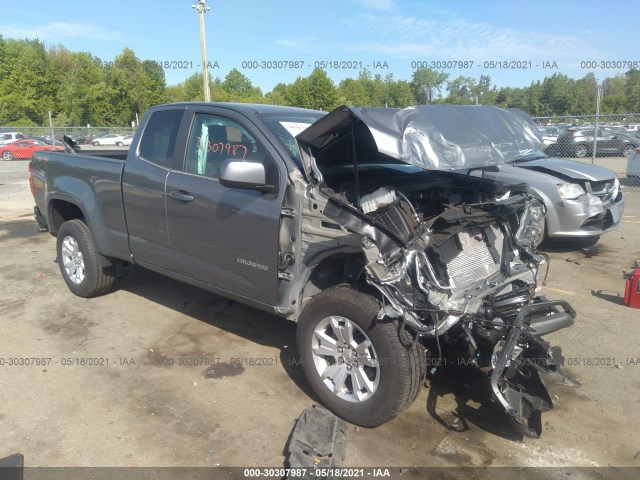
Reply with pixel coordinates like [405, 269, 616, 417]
[92, 134, 125, 146]
[537, 125, 564, 152]
[0, 132, 25, 146]
[628, 147, 640, 178]
[116, 135, 133, 146]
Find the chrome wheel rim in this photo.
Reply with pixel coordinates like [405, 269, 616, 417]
[61, 236, 85, 284]
[311, 315, 380, 402]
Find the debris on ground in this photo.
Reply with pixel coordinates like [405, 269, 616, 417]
[285, 405, 348, 470]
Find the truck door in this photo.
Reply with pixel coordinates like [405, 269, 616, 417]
[122, 109, 187, 269]
[164, 109, 284, 306]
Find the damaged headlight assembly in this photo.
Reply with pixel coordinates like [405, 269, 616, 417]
[515, 199, 546, 249]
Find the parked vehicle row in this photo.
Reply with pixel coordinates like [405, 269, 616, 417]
[538, 122, 640, 158]
[553, 127, 638, 158]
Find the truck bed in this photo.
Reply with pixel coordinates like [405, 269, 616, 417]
[31, 150, 130, 260]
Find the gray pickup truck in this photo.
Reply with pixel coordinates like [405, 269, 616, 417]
[31, 102, 579, 437]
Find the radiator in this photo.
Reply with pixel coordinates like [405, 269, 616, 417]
[439, 225, 504, 289]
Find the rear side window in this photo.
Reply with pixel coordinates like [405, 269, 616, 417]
[139, 110, 184, 168]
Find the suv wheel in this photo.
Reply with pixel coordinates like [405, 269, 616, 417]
[297, 285, 425, 427]
[56, 219, 115, 297]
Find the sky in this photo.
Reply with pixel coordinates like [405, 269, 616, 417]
[2, 0, 639, 93]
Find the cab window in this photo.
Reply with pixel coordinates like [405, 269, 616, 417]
[139, 110, 184, 168]
[183, 113, 274, 184]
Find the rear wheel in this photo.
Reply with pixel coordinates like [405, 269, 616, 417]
[2, 150, 13, 161]
[56, 219, 115, 297]
[575, 144, 588, 158]
[297, 285, 425, 427]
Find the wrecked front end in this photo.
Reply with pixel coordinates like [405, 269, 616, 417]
[297, 105, 580, 437]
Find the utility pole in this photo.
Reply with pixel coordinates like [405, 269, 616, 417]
[192, 0, 211, 102]
[592, 83, 602, 165]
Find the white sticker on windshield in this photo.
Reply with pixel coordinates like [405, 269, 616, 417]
[280, 122, 312, 137]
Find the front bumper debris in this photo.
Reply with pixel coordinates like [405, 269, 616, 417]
[490, 301, 580, 437]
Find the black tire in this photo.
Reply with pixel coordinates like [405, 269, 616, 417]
[2, 150, 13, 161]
[116, 141, 123, 146]
[92, 141, 99, 146]
[297, 285, 425, 427]
[56, 219, 115, 297]
[574, 144, 588, 158]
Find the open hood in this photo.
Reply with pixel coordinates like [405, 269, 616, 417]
[296, 105, 543, 179]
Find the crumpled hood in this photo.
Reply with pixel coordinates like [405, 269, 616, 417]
[515, 158, 616, 182]
[296, 105, 542, 177]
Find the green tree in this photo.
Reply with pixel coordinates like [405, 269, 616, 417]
[50, 47, 103, 125]
[574, 73, 598, 114]
[0, 38, 57, 124]
[386, 79, 415, 107]
[265, 83, 289, 105]
[306, 68, 338, 110]
[540, 73, 577, 115]
[139, 60, 167, 110]
[601, 75, 626, 113]
[625, 69, 640, 112]
[221, 68, 263, 102]
[411, 67, 449, 104]
[337, 77, 369, 106]
[445, 76, 475, 104]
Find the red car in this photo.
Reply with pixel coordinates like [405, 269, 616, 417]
[1, 139, 64, 161]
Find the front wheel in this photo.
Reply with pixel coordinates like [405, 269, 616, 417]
[92, 141, 100, 146]
[2, 150, 13, 161]
[56, 219, 115, 297]
[297, 285, 425, 427]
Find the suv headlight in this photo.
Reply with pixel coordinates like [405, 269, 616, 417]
[515, 199, 546, 250]
[557, 183, 585, 200]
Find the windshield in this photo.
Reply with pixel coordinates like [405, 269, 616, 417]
[258, 113, 325, 166]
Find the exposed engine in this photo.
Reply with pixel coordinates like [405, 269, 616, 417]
[321, 180, 579, 438]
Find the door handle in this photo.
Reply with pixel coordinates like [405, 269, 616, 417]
[168, 190, 194, 202]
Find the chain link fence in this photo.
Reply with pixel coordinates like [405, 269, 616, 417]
[1, 108, 639, 189]
[533, 113, 640, 189]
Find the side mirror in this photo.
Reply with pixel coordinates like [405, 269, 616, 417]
[219, 159, 275, 193]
